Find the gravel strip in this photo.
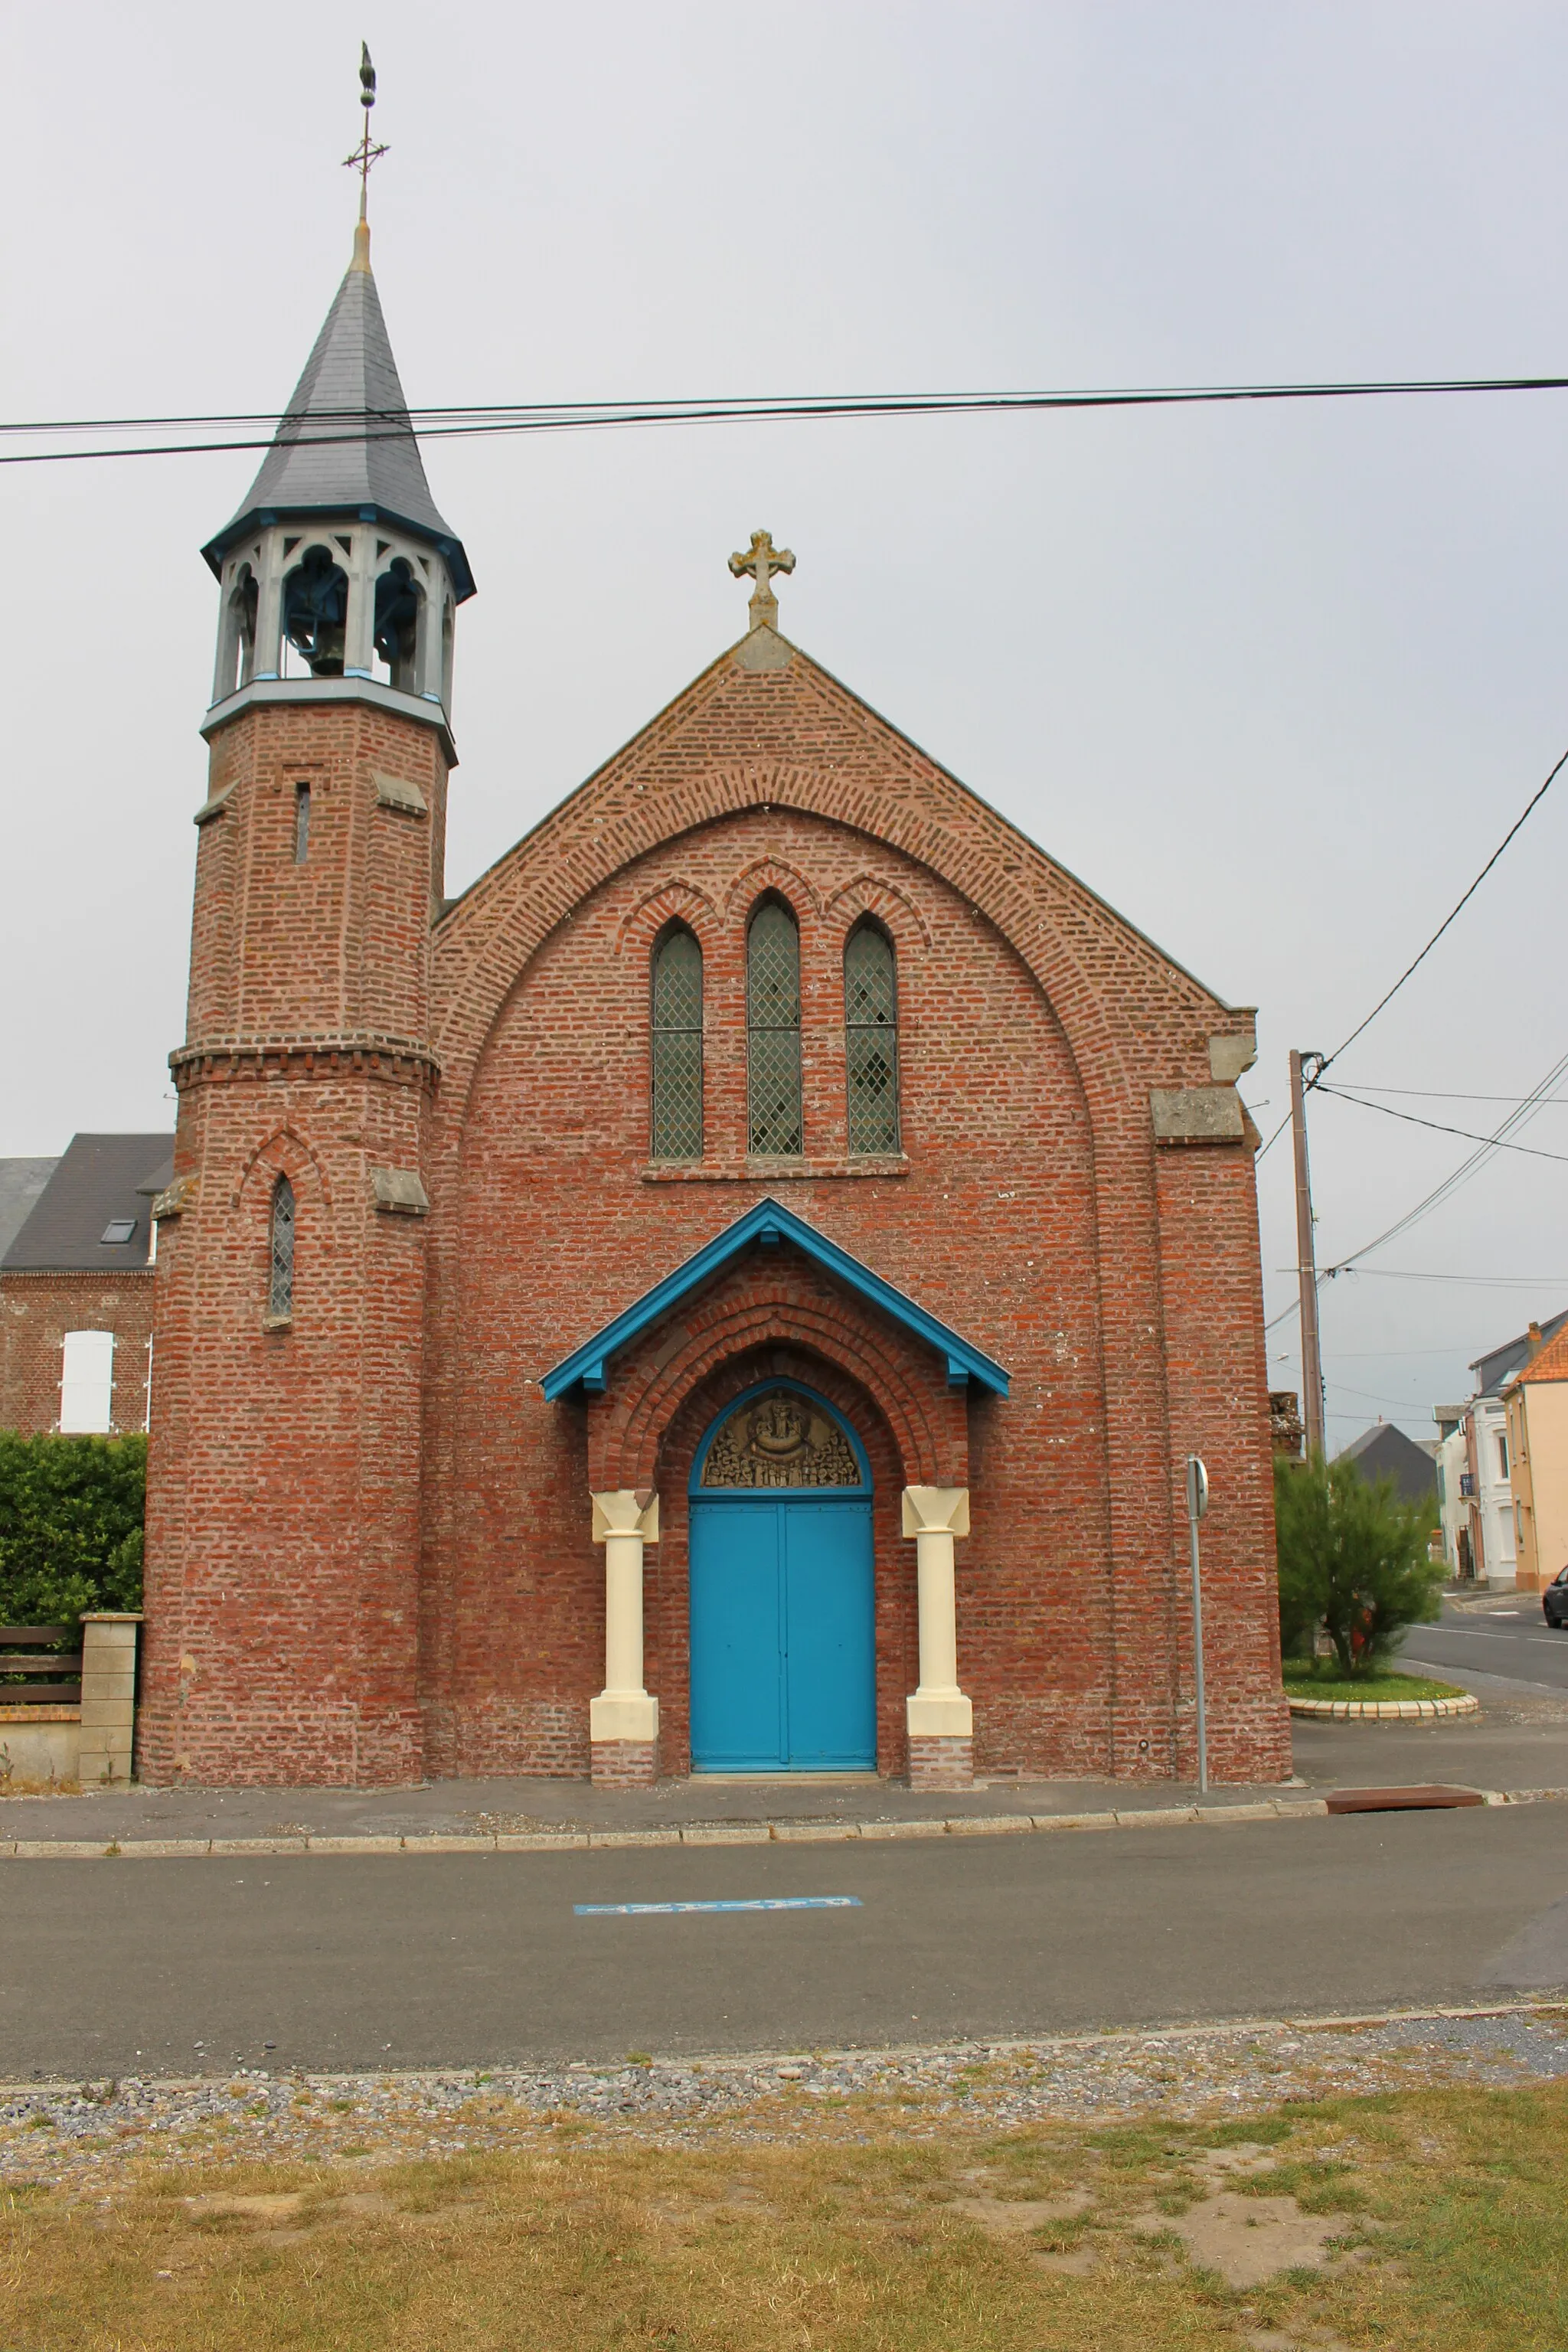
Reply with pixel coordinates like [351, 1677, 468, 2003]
[5, 2004, 1566, 2191]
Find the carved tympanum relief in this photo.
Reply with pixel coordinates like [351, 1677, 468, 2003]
[699, 1389, 861, 1489]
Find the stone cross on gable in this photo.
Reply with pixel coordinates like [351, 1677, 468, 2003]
[729, 529, 795, 632]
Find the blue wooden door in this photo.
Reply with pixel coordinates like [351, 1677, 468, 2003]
[690, 1497, 875, 1771]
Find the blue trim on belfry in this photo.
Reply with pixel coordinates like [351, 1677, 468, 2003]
[540, 1197, 1010, 1403]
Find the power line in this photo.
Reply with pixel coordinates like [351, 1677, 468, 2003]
[11, 368, 1568, 466]
[1315, 1084, 1568, 1164]
[1311, 745, 1568, 1081]
[1335, 1083, 1568, 1104]
[1319, 1046, 1568, 1275]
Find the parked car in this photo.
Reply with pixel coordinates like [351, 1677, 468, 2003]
[1544, 1567, 1568, 1628]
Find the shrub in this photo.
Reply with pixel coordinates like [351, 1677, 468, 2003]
[1275, 1448, 1444, 1674]
[0, 1432, 145, 1630]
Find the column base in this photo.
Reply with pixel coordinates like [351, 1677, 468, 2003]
[591, 1739, 659, 1788]
[907, 1734, 974, 1792]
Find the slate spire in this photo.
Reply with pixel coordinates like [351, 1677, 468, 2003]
[202, 224, 473, 600]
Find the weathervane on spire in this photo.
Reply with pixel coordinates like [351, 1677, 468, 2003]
[343, 42, 389, 223]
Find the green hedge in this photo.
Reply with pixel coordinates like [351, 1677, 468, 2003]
[0, 1432, 145, 1630]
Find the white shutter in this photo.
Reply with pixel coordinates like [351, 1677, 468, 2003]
[60, 1330, 115, 1433]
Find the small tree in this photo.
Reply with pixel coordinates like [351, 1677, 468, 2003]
[1275, 1449, 1444, 1675]
[0, 1432, 145, 1630]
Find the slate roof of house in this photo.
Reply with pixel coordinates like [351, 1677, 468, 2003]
[1334, 1422, 1439, 1507]
[1504, 1323, 1568, 1388]
[1470, 1309, 1568, 1399]
[1, 1135, 173, 1272]
[201, 230, 473, 599]
[0, 1158, 59, 1259]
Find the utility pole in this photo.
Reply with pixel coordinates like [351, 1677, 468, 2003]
[1289, 1049, 1325, 1459]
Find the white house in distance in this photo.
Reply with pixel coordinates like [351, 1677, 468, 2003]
[1434, 1309, 1568, 1586]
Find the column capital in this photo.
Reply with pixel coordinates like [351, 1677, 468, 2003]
[901, 1485, 969, 1539]
[590, 1488, 659, 1544]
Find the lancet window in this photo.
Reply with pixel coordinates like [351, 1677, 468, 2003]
[280, 544, 349, 678]
[844, 922, 900, 1154]
[746, 900, 803, 1157]
[268, 1176, 296, 1321]
[650, 926, 704, 1161]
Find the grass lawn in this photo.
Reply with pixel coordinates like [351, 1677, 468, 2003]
[5, 2082, 1567, 2350]
[1282, 1658, 1467, 1703]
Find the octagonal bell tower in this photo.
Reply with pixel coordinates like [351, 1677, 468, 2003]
[141, 78, 476, 1788]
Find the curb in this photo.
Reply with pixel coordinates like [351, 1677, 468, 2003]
[1289, 1692, 1479, 1721]
[2, 1996, 1564, 2104]
[2, 1786, 1563, 1859]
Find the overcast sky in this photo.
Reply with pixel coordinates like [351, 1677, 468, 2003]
[5, 2, 1567, 1444]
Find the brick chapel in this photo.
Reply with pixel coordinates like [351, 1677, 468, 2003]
[138, 201, 1290, 1793]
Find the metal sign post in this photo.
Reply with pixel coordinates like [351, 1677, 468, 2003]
[1184, 1455, 1210, 1795]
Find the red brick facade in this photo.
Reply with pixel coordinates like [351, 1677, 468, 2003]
[140, 635, 1290, 1788]
[0, 1272, 155, 1436]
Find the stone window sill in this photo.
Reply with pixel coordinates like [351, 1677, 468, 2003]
[642, 1156, 910, 1182]
[261, 1313, 293, 1332]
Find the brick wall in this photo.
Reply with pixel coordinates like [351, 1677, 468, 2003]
[139, 696, 446, 1786]
[0, 1271, 155, 1434]
[145, 637, 1289, 1787]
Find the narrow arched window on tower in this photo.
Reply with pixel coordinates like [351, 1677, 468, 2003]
[293, 782, 312, 864]
[268, 1175, 296, 1321]
[650, 927, 704, 1161]
[747, 899, 803, 1157]
[374, 557, 422, 693]
[844, 923, 900, 1154]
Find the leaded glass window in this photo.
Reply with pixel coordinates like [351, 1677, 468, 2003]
[747, 900, 802, 1156]
[844, 923, 900, 1153]
[651, 926, 704, 1160]
[268, 1175, 296, 1319]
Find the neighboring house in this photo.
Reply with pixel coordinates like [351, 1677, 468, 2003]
[0, 1135, 172, 1436]
[1334, 1423, 1439, 1512]
[1452, 1312, 1568, 1585]
[1504, 1322, 1568, 1593]
[1432, 1406, 1472, 1576]
[0, 1159, 58, 1259]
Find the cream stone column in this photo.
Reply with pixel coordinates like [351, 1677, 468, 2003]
[902, 1487, 973, 1788]
[77, 1612, 142, 1787]
[589, 1491, 659, 1785]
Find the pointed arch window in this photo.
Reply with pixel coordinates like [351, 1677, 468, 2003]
[844, 922, 900, 1154]
[651, 926, 704, 1161]
[268, 1175, 296, 1321]
[747, 899, 803, 1157]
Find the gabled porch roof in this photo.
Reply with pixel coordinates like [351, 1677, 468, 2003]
[541, 1197, 1010, 1403]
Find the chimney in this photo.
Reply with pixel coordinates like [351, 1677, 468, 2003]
[1527, 1320, 1544, 1361]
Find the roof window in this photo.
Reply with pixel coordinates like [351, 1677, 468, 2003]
[100, 1219, 137, 1245]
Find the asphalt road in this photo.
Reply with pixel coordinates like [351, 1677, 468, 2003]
[1400, 1599, 1568, 1694]
[4, 1805, 1566, 2079]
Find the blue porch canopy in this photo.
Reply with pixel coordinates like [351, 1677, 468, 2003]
[541, 1197, 1010, 1403]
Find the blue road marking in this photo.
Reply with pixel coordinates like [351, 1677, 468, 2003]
[573, 1896, 863, 1916]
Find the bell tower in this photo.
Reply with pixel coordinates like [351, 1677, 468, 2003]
[139, 57, 475, 1785]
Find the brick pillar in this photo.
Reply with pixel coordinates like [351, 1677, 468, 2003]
[589, 1489, 660, 1786]
[78, 1612, 142, 1786]
[902, 1486, 974, 1790]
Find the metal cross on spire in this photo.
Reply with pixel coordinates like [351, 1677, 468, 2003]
[343, 42, 389, 224]
[729, 530, 796, 632]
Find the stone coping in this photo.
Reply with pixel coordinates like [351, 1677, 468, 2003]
[1, 1785, 1561, 1859]
[1289, 1693, 1480, 1721]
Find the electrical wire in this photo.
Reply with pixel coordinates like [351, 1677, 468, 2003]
[1311, 746, 1568, 1082]
[11, 369, 1568, 466]
[1331, 1083, 1568, 1104]
[1318, 1046, 1568, 1276]
[1314, 1084, 1568, 1164]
